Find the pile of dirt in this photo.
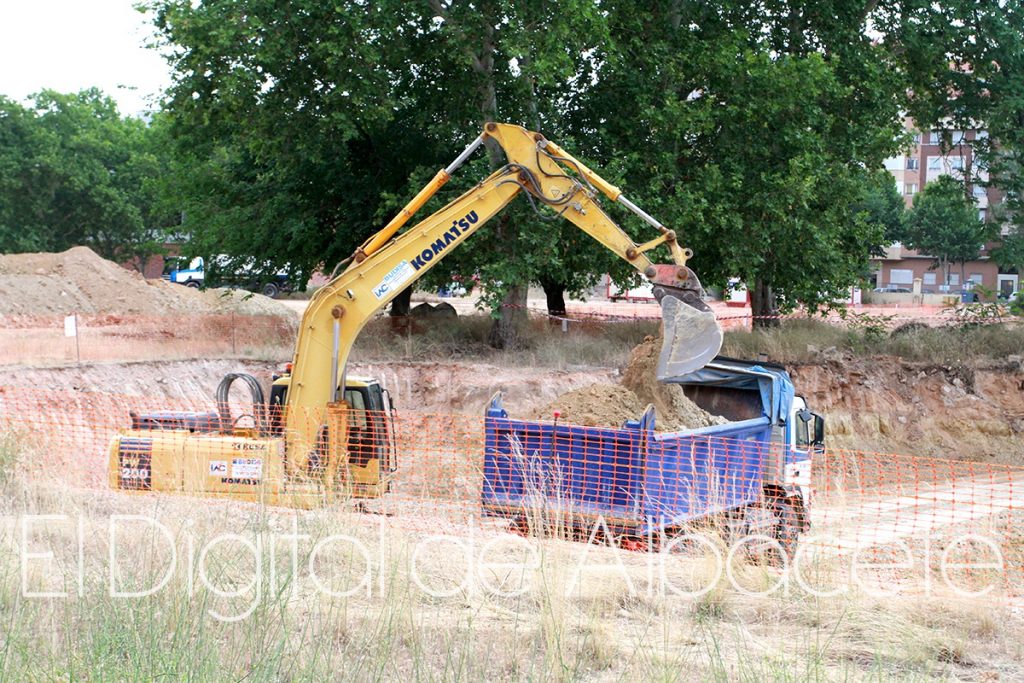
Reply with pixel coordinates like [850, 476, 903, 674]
[534, 334, 726, 431]
[0, 247, 295, 318]
[621, 334, 727, 430]
[532, 384, 645, 427]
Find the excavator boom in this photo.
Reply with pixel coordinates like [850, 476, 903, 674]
[108, 122, 722, 506]
[284, 123, 722, 484]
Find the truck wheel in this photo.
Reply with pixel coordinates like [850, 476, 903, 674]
[185, 281, 200, 289]
[262, 283, 280, 298]
[769, 498, 804, 564]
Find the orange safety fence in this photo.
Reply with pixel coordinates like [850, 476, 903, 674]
[0, 385, 1022, 600]
[0, 313, 297, 364]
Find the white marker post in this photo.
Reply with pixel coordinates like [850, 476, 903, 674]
[64, 314, 80, 363]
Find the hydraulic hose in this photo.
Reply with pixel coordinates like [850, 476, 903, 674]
[216, 373, 267, 435]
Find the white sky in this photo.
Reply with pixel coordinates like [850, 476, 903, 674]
[0, 0, 171, 118]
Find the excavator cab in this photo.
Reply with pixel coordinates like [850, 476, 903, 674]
[341, 378, 397, 474]
[269, 371, 396, 477]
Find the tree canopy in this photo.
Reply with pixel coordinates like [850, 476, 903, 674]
[573, 2, 909, 323]
[10, 0, 1007, 340]
[904, 175, 994, 285]
[0, 89, 169, 264]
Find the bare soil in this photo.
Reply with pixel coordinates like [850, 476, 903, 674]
[6, 358, 618, 417]
[0, 247, 295, 317]
[532, 334, 727, 430]
[531, 383, 646, 427]
[792, 357, 1024, 464]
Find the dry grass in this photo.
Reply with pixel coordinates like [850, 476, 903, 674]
[720, 318, 1024, 367]
[5, 309, 1020, 371]
[355, 315, 1024, 370]
[1, 437, 1022, 681]
[351, 315, 660, 369]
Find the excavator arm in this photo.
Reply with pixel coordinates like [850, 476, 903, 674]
[284, 123, 722, 486]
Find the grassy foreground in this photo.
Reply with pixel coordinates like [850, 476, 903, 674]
[1, 437, 1022, 681]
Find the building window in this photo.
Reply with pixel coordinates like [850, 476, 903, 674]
[906, 158, 919, 170]
[927, 156, 942, 170]
[912, 133, 922, 144]
[979, 208, 987, 222]
[904, 183, 918, 195]
[973, 185, 987, 198]
[949, 273, 960, 286]
[923, 272, 936, 285]
[949, 156, 964, 170]
[951, 131, 966, 145]
[969, 273, 984, 285]
[890, 269, 914, 285]
[976, 130, 989, 140]
[929, 131, 942, 145]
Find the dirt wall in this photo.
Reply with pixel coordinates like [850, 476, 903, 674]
[790, 358, 1024, 464]
[7, 355, 1023, 463]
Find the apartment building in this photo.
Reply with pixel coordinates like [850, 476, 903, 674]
[875, 126, 1018, 298]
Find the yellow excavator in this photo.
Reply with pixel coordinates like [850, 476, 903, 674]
[109, 123, 723, 508]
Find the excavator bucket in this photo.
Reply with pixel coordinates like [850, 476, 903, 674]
[656, 294, 723, 380]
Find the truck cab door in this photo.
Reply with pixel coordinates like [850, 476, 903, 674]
[785, 397, 823, 509]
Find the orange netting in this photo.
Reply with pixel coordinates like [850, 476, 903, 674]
[0, 385, 1021, 600]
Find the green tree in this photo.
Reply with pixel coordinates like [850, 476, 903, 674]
[857, 169, 907, 254]
[0, 89, 169, 264]
[579, 2, 905, 324]
[148, 0, 624, 346]
[904, 176, 994, 287]
[0, 95, 58, 252]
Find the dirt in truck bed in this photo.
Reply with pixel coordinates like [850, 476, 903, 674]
[533, 334, 727, 431]
[0, 247, 295, 317]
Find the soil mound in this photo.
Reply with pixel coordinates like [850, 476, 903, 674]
[534, 335, 726, 431]
[532, 384, 644, 428]
[0, 247, 295, 318]
[620, 334, 727, 431]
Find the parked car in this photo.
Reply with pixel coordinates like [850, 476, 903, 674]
[164, 255, 293, 298]
[998, 289, 1020, 302]
[872, 285, 912, 293]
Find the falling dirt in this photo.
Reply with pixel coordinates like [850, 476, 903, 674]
[534, 334, 727, 430]
[0, 247, 295, 317]
[620, 334, 728, 430]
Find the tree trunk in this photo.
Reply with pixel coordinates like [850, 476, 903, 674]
[540, 279, 567, 317]
[389, 285, 413, 317]
[751, 277, 780, 328]
[487, 285, 528, 349]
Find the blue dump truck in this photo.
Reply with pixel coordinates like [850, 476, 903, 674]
[482, 356, 825, 554]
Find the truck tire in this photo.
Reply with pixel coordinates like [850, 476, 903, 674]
[185, 281, 200, 289]
[262, 282, 280, 298]
[769, 497, 804, 564]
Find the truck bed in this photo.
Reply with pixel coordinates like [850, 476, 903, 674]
[482, 401, 772, 534]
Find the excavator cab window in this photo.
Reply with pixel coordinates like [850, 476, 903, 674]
[343, 388, 371, 468]
[341, 384, 396, 473]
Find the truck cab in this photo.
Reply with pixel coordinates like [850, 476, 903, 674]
[163, 256, 205, 288]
